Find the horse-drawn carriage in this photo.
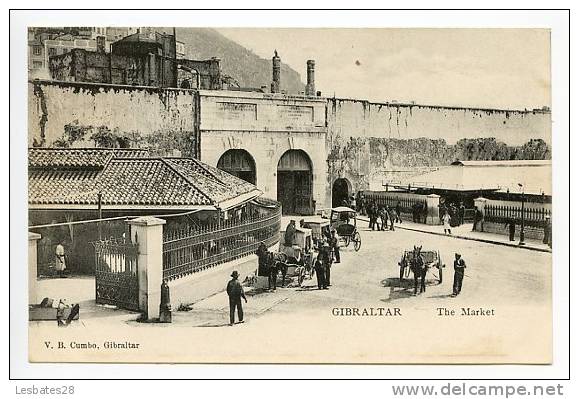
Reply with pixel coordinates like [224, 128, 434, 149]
[330, 207, 362, 251]
[278, 225, 315, 285]
[398, 246, 445, 294]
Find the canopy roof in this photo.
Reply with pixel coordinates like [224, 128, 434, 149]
[391, 160, 551, 196]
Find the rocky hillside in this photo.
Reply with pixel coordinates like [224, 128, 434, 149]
[174, 28, 305, 93]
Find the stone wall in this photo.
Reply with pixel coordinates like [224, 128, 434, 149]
[199, 91, 328, 211]
[325, 98, 552, 203]
[327, 99, 551, 146]
[481, 222, 545, 241]
[27, 81, 552, 212]
[28, 80, 199, 157]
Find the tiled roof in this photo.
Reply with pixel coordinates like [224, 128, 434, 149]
[28, 149, 261, 208]
[165, 158, 258, 203]
[28, 169, 100, 204]
[28, 148, 151, 169]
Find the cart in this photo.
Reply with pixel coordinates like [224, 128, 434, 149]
[279, 225, 315, 284]
[398, 249, 444, 284]
[330, 207, 362, 251]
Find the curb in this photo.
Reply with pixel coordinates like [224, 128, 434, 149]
[355, 217, 552, 254]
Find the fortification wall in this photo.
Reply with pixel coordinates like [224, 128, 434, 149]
[28, 80, 199, 156]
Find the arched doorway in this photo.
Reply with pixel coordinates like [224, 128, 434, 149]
[332, 178, 352, 208]
[277, 150, 313, 215]
[217, 149, 256, 185]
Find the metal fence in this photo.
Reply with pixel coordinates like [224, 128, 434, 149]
[162, 201, 282, 281]
[362, 191, 427, 219]
[484, 203, 551, 228]
[93, 235, 140, 311]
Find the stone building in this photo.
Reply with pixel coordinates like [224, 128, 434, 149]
[48, 31, 220, 90]
[28, 50, 552, 215]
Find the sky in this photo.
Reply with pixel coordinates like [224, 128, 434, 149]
[216, 28, 550, 110]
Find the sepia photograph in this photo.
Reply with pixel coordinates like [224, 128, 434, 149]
[22, 23, 556, 365]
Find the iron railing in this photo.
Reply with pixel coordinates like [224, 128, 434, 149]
[93, 236, 140, 311]
[362, 191, 427, 219]
[484, 203, 551, 228]
[162, 202, 282, 281]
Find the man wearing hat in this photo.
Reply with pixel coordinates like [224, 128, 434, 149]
[452, 253, 467, 297]
[314, 252, 326, 290]
[226, 270, 247, 325]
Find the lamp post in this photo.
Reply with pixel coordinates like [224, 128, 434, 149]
[518, 184, 525, 246]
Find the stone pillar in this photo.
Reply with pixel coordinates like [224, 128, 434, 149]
[128, 216, 166, 320]
[425, 194, 441, 225]
[28, 232, 41, 305]
[474, 197, 487, 232]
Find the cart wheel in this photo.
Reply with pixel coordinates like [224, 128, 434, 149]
[404, 264, 411, 278]
[343, 235, 351, 247]
[353, 232, 361, 251]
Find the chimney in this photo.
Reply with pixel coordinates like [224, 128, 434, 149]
[96, 36, 106, 53]
[271, 50, 281, 93]
[305, 60, 316, 96]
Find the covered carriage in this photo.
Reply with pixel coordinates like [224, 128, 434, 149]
[330, 207, 362, 251]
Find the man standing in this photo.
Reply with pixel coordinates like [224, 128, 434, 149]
[451, 253, 466, 297]
[505, 219, 516, 242]
[330, 230, 341, 263]
[376, 206, 384, 231]
[55, 241, 67, 278]
[284, 220, 296, 246]
[321, 241, 332, 289]
[314, 253, 325, 290]
[442, 211, 452, 235]
[458, 202, 466, 226]
[543, 215, 552, 248]
[472, 209, 483, 232]
[387, 206, 395, 231]
[368, 201, 376, 230]
[226, 270, 247, 325]
[255, 242, 269, 277]
[395, 201, 402, 224]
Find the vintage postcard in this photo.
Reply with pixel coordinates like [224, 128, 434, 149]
[26, 27, 552, 364]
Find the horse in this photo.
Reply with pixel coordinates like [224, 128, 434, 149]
[266, 251, 290, 288]
[409, 245, 427, 295]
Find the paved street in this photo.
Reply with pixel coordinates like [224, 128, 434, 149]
[29, 224, 552, 363]
[187, 222, 550, 321]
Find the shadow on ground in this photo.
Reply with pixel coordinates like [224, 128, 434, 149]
[380, 277, 443, 302]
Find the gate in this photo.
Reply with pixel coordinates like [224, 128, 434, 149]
[93, 236, 140, 311]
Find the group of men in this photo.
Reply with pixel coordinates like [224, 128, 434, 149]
[366, 201, 402, 231]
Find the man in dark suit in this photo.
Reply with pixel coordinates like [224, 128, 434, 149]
[451, 253, 467, 297]
[226, 270, 247, 325]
